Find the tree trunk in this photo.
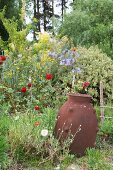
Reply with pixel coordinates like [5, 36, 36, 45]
[36, 0, 40, 32]
[33, 0, 37, 39]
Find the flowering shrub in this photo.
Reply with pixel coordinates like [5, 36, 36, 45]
[0, 15, 76, 113]
[75, 46, 113, 101]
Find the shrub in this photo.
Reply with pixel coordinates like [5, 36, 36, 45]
[75, 46, 113, 102]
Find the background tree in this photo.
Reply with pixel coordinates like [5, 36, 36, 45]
[59, 0, 113, 58]
[32, 0, 73, 38]
[0, 0, 22, 41]
[32, 0, 54, 35]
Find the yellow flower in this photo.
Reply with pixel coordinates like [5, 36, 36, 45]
[71, 47, 77, 51]
[9, 43, 15, 51]
[36, 63, 41, 69]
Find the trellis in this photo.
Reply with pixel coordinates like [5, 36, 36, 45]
[100, 81, 113, 123]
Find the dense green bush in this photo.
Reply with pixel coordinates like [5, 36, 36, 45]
[74, 46, 113, 102]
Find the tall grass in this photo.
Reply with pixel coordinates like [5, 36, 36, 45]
[0, 114, 10, 169]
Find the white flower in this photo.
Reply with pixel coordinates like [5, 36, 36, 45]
[67, 164, 77, 170]
[41, 129, 48, 137]
[14, 115, 19, 121]
[29, 76, 32, 82]
[54, 164, 60, 170]
[17, 54, 22, 58]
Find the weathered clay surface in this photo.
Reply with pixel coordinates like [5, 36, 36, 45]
[54, 93, 98, 156]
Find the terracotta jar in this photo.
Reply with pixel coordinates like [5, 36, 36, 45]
[54, 93, 98, 156]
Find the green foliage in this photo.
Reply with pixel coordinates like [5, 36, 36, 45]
[60, 0, 113, 58]
[100, 120, 113, 137]
[1, 4, 113, 169]
[8, 108, 76, 167]
[0, 0, 21, 19]
[0, 136, 9, 169]
[75, 46, 113, 101]
[0, 18, 72, 113]
[86, 148, 113, 169]
[95, 105, 113, 143]
[0, 0, 23, 41]
[0, 115, 11, 169]
[8, 108, 56, 152]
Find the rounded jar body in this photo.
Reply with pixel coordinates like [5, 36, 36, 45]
[54, 93, 98, 156]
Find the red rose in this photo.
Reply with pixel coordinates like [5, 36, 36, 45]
[82, 82, 90, 88]
[34, 105, 40, 110]
[0, 56, 3, 65]
[34, 122, 40, 126]
[1, 55, 6, 61]
[21, 87, 27, 92]
[85, 82, 90, 86]
[46, 73, 53, 80]
[28, 83, 32, 88]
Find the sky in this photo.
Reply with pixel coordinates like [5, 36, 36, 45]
[26, 0, 73, 41]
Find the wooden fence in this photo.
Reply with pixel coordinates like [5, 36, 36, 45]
[100, 81, 113, 123]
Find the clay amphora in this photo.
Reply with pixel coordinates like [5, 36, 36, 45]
[54, 93, 98, 156]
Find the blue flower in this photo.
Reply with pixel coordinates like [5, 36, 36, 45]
[60, 58, 75, 66]
[72, 68, 81, 73]
[48, 52, 58, 58]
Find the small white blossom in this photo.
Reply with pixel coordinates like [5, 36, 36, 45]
[17, 54, 22, 58]
[54, 164, 60, 170]
[67, 164, 77, 170]
[41, 129, 48, 137]
[14, 116, 19, 121]
[29, 76, 32, 82]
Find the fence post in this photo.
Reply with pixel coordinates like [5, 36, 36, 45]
[100, 81, 104, 123]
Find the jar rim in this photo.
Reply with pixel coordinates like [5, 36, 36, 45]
[68, 93, 92, 98]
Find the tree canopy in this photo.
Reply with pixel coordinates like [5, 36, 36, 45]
[59, 0, 113, 58]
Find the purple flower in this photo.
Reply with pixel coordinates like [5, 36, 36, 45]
[57, 54, 62, 58]
[76, 67, 81, 73]
[48, 52, 58, 58]
[72, 67, 81, 73]
[60, 58, 75, 66]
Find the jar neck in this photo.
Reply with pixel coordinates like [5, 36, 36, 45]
[68, 93, 92, 103]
